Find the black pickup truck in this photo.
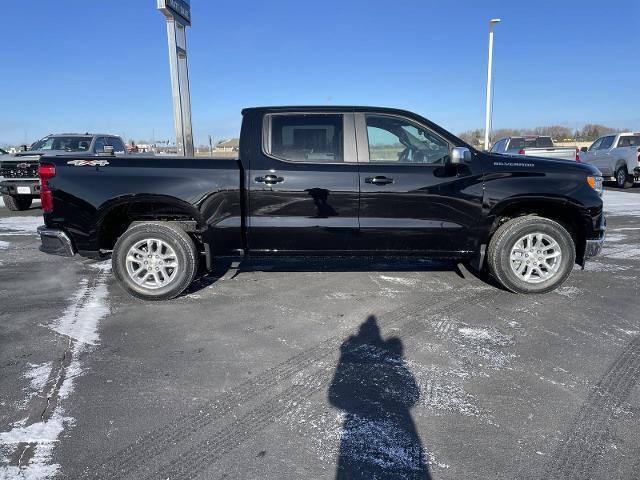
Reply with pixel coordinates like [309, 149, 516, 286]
[36, 106, 606, 300]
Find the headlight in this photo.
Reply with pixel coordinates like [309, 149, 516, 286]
[587, 175, 603, 194]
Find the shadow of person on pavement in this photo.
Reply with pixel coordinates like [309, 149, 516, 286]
[328, 316, 431, 479]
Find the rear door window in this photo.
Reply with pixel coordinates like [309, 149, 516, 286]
[267, 114, 343, 163]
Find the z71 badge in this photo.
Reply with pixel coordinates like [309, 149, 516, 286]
[67, 160, 110, 167]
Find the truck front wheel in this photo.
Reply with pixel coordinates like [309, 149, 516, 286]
[2, 194, 33, 211]
[615, 166, 634, 189]
[487, 216, 575, 294]
[112, 222, 199, 301]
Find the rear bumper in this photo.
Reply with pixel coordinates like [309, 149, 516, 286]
[0, 179, 40, 197]
[584, 215, 606, 259]
[37, 226, 76, 257]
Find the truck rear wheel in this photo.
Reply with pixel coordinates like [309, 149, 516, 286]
[487, 216, 575, 294]
[3, 194, 33, 211]
[112, 222, 199, 301]
[615, 166, 634, 189]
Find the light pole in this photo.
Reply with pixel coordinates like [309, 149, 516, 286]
[484, 18, 501, 151]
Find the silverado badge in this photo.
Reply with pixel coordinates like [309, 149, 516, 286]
[67, 160, 110, 167]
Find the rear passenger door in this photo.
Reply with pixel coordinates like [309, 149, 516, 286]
[355, 113, 484, 254]
[247, 112, 360, 253]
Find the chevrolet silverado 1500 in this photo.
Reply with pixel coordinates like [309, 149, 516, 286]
[36, 106, 606, 300]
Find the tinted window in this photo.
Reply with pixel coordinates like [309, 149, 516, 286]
[507, 138, 525, 151]
[94, 137, 107, 153]
[107, 137, 126, 153]
[532, 137, 553, 148]
[269, 114, 343, 162]
[366, 115, 449, 164]
[617, 135, 640, 148]
[35, 136, 92, 152]
[599, 136, 615, 149]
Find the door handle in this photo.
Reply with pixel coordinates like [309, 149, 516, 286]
[255, 174, 284, 185]
[365, 176, 394, 185]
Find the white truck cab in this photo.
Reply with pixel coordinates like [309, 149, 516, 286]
[580, 132, 640, 188]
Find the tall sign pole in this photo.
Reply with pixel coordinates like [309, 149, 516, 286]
[157, 0, 194, 156]
[484, 18, 501, 151]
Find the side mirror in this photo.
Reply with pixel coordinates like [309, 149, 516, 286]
[580, 146, 588, 152]
[450, 147, 471, 164]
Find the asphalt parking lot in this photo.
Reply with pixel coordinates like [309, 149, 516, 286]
[1, 186, 639, 480]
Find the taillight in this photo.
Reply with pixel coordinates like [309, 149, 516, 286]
[38, 163, 56, 213]
[575, 148, 580, 162]
[518, 149, 525, 155]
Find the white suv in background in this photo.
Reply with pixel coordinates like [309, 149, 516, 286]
[580, 132, 640, 188]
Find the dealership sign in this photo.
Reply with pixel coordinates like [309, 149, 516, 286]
[157, 0, 191, 26]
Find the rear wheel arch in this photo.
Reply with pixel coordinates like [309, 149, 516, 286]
[95, 195, 206, 251]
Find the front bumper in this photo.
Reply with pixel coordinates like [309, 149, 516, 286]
[584, 215, 606, 259]
[0, 179, 40, 197]
[37, 226, 76, 257]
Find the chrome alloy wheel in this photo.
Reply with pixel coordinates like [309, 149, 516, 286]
[509, 233, 562, 284]
[125, 238, 179, 289]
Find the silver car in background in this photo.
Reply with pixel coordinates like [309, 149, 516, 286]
[490, 136, 579, 161]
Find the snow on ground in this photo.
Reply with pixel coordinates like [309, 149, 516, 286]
[603, 189, 640, 217]
[0, 217, 42, 236]
[0, 263, 111, 479]
[0, 241, 9, 249]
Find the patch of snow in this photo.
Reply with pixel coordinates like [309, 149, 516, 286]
[0, 411, 72, 480]
[556, 286, 582, 298]
[24, 362, 52, 393]
[604, 233, 625, 242]
[0, 216, 42, 236]
[0, 266, 110, 479]
[583, 261, 630, 272]
[601, 246, 640, 260]
[458, 327, 497, 342]
[49, 274, 109, 347]
[603, 190, 640, 217]
[377, 275, 418, 287]
[0, 240, 9, 249]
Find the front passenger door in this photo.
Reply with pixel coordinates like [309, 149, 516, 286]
[356, 113, 484, 254]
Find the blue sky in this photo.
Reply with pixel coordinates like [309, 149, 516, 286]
[1, 0, 638, 146]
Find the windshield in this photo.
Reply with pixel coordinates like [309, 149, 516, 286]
[32, 136, 93, 152]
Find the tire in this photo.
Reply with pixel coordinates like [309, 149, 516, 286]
[487, 216, 575, 294]
[112, 222, 199, 301]
[615, 166, 634, 189]
[2, 194, 32, 211]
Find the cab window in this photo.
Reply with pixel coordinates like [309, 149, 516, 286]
[268, 114, 343, 163]
[366, 115, 449, 164]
